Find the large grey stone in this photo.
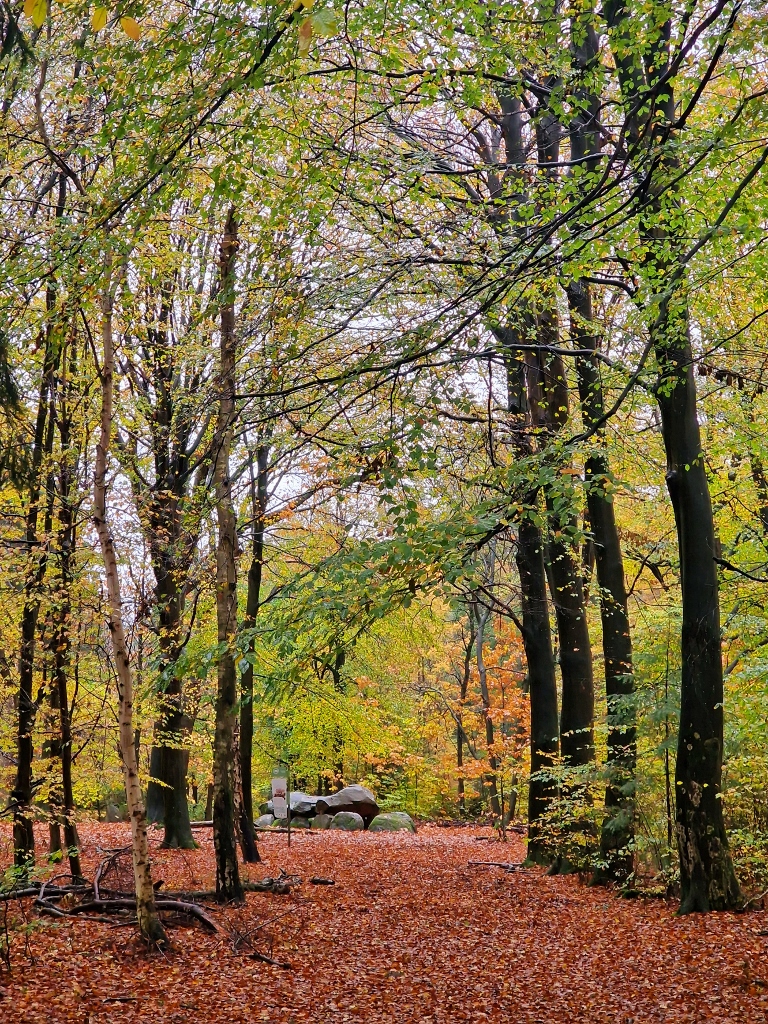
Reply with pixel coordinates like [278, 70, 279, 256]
[255, 813, 275, 828]
[260, 791, 319, 818]
[274, 815, 311, 828]
[311, 813, 333, 830]
[316, 785, 379, 824]
[368, 811, 416, 833]
[329, 811, 365, 832]
[290, 793, 319, 817]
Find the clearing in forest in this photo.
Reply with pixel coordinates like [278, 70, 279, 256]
[1, 824, 767, 1023]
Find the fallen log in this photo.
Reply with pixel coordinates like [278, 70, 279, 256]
[467, 861, 522, 871]
[35, 894, 220, 932]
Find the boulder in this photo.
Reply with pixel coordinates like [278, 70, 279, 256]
[274, 815, 311, 828]
[368, 811, 416, 833]
[329, 811, 365, 832]
[311, 813, 333, 830]
[260, 792, 319, 818]
[290, 792, 319, 818]
[316, 785, 379, 825]
[254, 813, 275, 828]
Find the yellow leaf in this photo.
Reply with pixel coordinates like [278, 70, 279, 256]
[300, 0, 316, 7]
[120, 15, 140, 40]
[298, 17, 312, 55]
[31, 0, 46, 26]
[23, 0, 36, 17]
[91, 6, 108, 31]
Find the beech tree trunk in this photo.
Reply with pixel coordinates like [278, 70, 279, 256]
[473, 596, 500, 817]
[143, 488, 196, 849]
[93, 264, 167, 948]
[568, 281, 635, 880]
[656, 302, 741, 912]
[12, 311, 57, 868]
[135, 294, 201, 851]
[51, 338, 83, 881]
[500, 333, 560, 864]
[212, 210, 245, 902]
[534, 306, 594, 771]
[239, 442, 270, 862]
[533, 113, 596, 775]
[567, 9, 635, 880]
[516, 511, 559, 863]
[603, 0, 740, 911]
[456, 619, 475, 812]
[145, 568, 194, 850]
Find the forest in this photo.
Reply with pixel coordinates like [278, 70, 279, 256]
[1, 0, 768, 1020]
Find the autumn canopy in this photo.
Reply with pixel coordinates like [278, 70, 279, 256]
[1, 0, 768, 1016]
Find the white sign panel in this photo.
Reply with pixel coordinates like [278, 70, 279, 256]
[271, 777, 288, 819]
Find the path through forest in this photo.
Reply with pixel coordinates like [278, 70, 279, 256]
[1, 825, 767, 1022]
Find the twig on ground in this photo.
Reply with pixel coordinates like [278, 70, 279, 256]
[467, 861, 522, 871]
[250, 951, 291, 968]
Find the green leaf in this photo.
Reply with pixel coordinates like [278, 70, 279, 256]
[311, 8, 338, 36]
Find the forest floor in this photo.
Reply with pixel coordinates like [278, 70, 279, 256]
[1, 823, 767, 1023]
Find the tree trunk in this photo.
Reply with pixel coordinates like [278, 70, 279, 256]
[143, 521, 196, 848]
[143, 534, 194, 848]
[531, 303, 595, 772]
[603, 0, 741, 911]
[12, 321, 57, 868]
[93, 262, 167, 947]
[50, 376, 83, 881]
[473, 591, 500, 817]
[456, 620, 474, 812]
[212, 209, 244, 903]
[546, 518, 595, 768]
[515, 511, 559, 863]
[568, 280, 635, 880]
[501, 332, 560, 864]
[566, 9, 636, 879]
[239, 442, 270, 862]
[55, 325, 83, 880]
[145, 743, 165, 823]
[657, 303, 741, 912]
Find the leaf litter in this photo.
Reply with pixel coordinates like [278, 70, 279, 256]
[1, 823, 767, 1022]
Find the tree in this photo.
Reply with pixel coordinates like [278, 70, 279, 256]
[92, 252, 167, 947]
[211, 209, 245, 902]
[601, 0, 743, 911]
[119, 218, 216, 850]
